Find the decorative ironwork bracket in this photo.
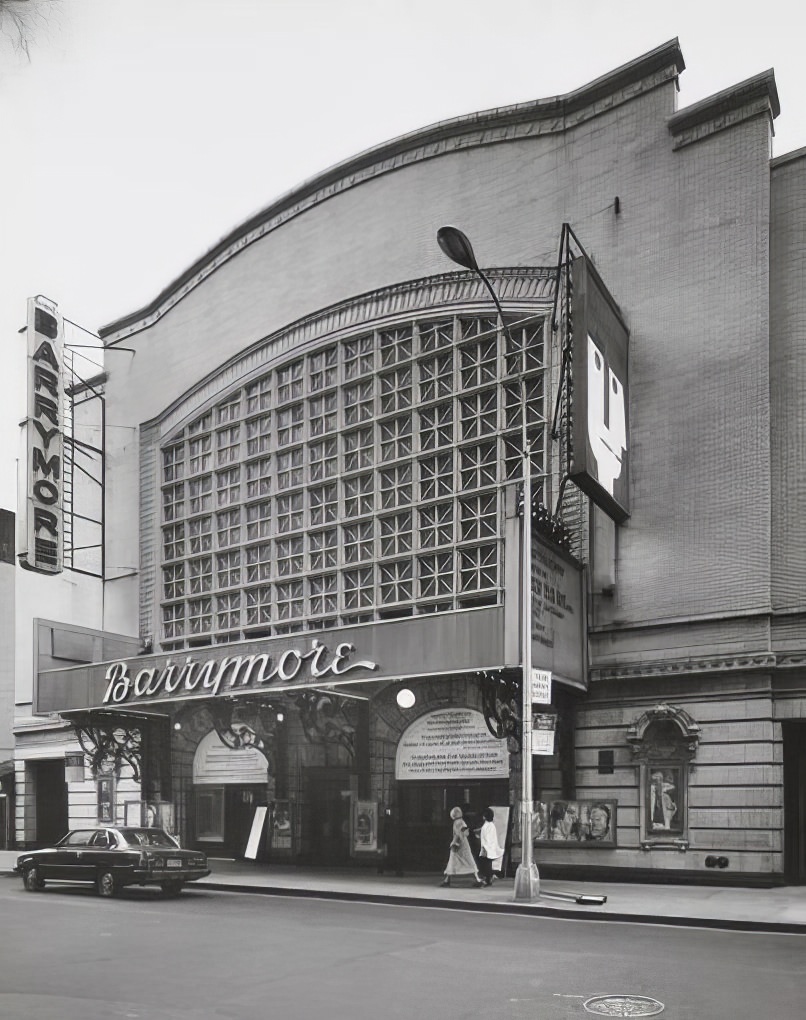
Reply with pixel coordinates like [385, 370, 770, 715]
[70, 713, 143, 781]
[293, 691, 356, 758]
[480, 672, 522, 754]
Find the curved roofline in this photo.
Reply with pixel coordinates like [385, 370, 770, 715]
[100, 39, 684, 341]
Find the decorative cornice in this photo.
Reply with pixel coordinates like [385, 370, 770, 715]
[146, 268, 555, 440]
[592, 652, 777, 683]
[100, 41, 684, 344]
[626, 703, 701, 750]
[668, 69, 779, 151]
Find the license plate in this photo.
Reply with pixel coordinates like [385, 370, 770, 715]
[167, 859, 182, 869]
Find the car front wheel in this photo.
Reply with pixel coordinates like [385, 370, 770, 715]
[161, 880, 184, 896]
[24, 866, 44, 892]
[96, 870, 117, 898]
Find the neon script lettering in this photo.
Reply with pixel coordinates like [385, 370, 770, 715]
[103, 640, 378, 705]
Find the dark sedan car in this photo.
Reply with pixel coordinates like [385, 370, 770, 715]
[15, 827, 210, 897]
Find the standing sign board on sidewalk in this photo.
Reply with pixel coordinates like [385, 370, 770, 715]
[531, 669, 552, 705]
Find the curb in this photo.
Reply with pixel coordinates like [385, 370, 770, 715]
[4, 868, 805, 934]
[197, 880, 806, 935]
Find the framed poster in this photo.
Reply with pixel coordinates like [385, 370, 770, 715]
[645, 766, 684, 837]
[352, 800, 378, 853]
[269, 800, 293, 854]
[97, 778, 114, 824]
[534, 799, 617, 847]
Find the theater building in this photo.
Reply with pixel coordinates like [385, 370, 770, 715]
[13, 40, 806, 883]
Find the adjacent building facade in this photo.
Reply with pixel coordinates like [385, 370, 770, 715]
[13, 40, 806, 883]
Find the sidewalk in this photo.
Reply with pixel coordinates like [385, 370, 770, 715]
[3, 850, 805, 933]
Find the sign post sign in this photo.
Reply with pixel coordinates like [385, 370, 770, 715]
[531, 712, 557, 756]
[530, 669, 552, 705]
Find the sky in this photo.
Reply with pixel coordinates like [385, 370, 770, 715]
[1, 0, 802, 514]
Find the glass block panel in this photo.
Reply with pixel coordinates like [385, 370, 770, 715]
[276, 492, 303, 533]
[188, 556, 213, 594]
[309, 484, 338, 526]
[419, 453, 453, 501]
[378, 326, 413, 366]
[419, 403, 453, 451]
[379, 512, 412, 557]
[343, 520, 374, 563]
[189, 434, 212, 475]
[379, 416, 412, 462]
[163, 444, 185, 482]
[460, 442, 497, 490]
[309, 528, 338, 571]
[217, 550, 241, 588]
[216, 425, 241, 466]
[309, 346, 338, 392]
[344, 473, 374, 518]
[504, 315, 544, 375]
[418, 352, 453, 403]
[277, 447, 304, 490]
[309, 573, 337, 616]
[277, 359, 304, 403]
[379, 366, 412, 414]
[379, 559, 413, 604]
[245, 375, 272, 414]
[418, 552, 453, 598]
[163, 523, 185, 561]
[216, 508, 240, 548]
[418, 503, 454, 548]
[245, 543, 271, 583]
[275, 580, 304, 619]
[163, 482, 184, 522]
[275, 535, 304, 577]
[459, 492, 497, 542]
[344, 567, 373, 609]
[188, 598, 212, 634]
[246, 456, 271, 499]
[246, 500, 272, 541]
[163, 603, 184, 639]
[459, 544, 498, 592]
[245, 585, 272, 626]
[216, 591, 241, 631]
[162, 562, 184, 600]
[216, 466, 240, 507]
[343, 335, 374, 380]
[188, 516, 212, 554]
[419, 319, 453, 354]
[343, 427, 373, 472]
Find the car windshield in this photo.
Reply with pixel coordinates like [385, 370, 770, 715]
[118, 828, 178, 848]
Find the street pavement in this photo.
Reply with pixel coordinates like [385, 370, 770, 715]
[3, 849, 805, 933]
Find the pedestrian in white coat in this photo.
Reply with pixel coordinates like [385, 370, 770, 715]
[478, 807, 505, 886]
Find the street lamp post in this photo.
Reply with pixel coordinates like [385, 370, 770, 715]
[437, 227, 540, 900]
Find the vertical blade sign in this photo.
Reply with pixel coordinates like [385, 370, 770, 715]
[22, 295, 64, 574]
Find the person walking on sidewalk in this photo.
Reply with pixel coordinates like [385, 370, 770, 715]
[478, 807, 505, 886]
[440, 806, 484, 888]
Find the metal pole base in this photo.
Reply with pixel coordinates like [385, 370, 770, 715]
[512, 861, 540, 901]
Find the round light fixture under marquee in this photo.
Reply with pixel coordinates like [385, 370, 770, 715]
[396, 688, 415, 710]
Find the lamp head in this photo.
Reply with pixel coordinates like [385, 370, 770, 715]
[437, 226, 479, 272]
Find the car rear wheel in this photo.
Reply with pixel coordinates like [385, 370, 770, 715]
[161, 880, 184, 896]
[24, 866, 44, 892]
[96, 869, 117, 898]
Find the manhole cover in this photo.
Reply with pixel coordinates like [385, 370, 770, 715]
[583, 995, 664, 1016]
